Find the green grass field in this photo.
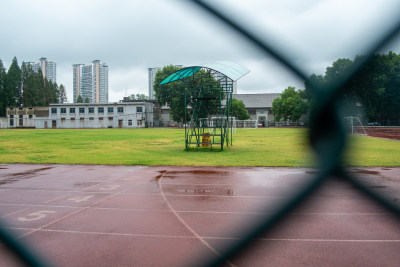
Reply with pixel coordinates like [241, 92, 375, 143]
[0, 128, 399, 167]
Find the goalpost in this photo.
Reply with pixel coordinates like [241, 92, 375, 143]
[231, 119, 258, 129]
[344, 116, 367, 135]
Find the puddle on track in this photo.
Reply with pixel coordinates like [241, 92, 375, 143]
[0, 166, 54, 185]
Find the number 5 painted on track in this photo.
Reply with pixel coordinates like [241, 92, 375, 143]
[18, 210, 56, 221]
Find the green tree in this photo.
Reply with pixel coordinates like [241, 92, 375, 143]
[272, 86, 308, 123]
[35, 68, 46, 106]
[76, 95, 83, 103]
[305, 53, 400, 125]
[154, 65, 222, 123]
[4, 57, 22, 108]
[128, 93, 148, 100]
[231, 98, 250, 120]
[21, 62, 37, 107]
[0, 59, 7, 116]
[84, 97, 90, 103]
[136, 93, 148, 100]
[352, 52, 400, 124]
[59, 84, 67, 103]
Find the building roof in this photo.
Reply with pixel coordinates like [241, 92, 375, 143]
[233, 93, 281, 108]
[159, 61, 250, 85]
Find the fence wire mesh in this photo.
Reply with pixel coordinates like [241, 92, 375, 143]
[190, 1, 400, 266]
[1, 0, 400, 266]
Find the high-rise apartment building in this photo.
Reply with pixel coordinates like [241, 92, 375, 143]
[72, 64, 83, 102]
[25, 57, 56, 83]
[73, 60, 108, 103]
[148, 65, 184, 100]
[41, 58, 56, 83]
[148, 67, 160, 100]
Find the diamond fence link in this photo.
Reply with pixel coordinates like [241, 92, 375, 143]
[190, 0, 400, 266]
[1, 1, 400, 266]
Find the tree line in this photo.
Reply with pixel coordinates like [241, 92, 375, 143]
[0, 57, 67, 116]
[273, 51, 400, 125]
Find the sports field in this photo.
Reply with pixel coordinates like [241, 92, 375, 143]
[0, 128, 399, 166]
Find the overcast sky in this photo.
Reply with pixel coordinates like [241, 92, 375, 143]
[1, 0, 400, 102]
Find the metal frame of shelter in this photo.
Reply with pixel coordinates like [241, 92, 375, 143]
[159, 61, 249, 150]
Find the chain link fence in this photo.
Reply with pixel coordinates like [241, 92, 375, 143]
[1, 1, 400, 266]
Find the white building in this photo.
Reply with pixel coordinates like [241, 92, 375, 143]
[233, 93, 281, 126]
[73, 60, 108, 103]
[6, 102, 153, 129]
[5, 107, 49, 128]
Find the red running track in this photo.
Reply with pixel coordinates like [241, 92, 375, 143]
[1, 164, 400, 266]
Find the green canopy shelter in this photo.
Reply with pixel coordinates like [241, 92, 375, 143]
[159, 61, 249, 150]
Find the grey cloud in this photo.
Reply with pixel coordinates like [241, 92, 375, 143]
[1, 0, 400, 102]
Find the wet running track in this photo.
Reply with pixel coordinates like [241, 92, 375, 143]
[1, 164, 400, 266]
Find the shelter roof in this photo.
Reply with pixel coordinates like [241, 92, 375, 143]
[159, 61, 249, 85]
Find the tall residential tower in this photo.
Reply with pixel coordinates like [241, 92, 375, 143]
[25, 57, 56, 83]
[73, 60, 108, 103]
[148, 67, 160, 100]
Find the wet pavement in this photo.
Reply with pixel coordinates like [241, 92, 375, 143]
[0, 164, 400, 266]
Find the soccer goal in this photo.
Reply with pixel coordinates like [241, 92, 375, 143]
[344, 116, 367, 135]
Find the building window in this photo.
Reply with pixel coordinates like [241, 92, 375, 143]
[61, 118, 66, 122]
[108, 107, 114, 113]
[136, 107, 143, 113]
[137, 120, 142, 126]
[51, 108, 57, 114]
[10, 119, 14, 126]
[61, 108, 66, 114]
[10, 115, 14, 118]
[108, 117, 113, 120]
[80, 118, 84, 121]
[89, 117, 94, 120]
[19, 119, 23, 126]
[89, 107, 94, 113]
[71, 118, 75, 121]
[79, 107, 85, 114]
[70, 108, 75, 114]
[128, 120, 132, 126]
[29, 115, 33, 119]
[98, 107, 104, 113]
[99, 117, 103, 120]
[117, 107, 124, 113]
[19, 115, 23, 118]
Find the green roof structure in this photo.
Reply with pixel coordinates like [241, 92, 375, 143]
[159, 61, 249, 85]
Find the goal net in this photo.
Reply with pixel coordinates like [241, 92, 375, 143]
[344, 116, 367, 135]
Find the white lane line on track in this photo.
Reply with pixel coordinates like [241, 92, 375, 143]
[158, 172, 236, 267]
[6, 227, 400, 243]
[1, 203, 395, 215]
